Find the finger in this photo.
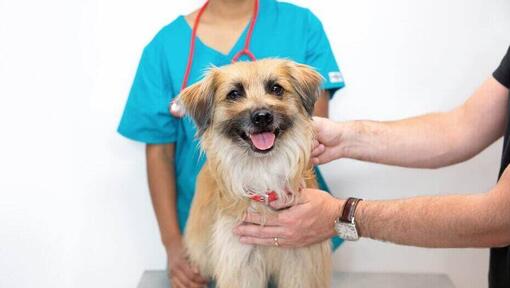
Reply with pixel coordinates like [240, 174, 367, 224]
[239, 236, 288, 248]
[190, 265, 209, 284]
[186, 280, 206, 288]
[234, 223, 287, 238]
[269, 192, 293, 210]
[269, 199, 292, 210]
[184, 265, 207, 286]
[173, 266, 199, 288]
[242, 212, 280, 226]
[171, 274, 185, 288]
[174, 270, 204, 288]
[172, 269, 188, 288]
[313, 150, 337, 165]
[311, 143, 325, 157]
[181, 263, 208, 285]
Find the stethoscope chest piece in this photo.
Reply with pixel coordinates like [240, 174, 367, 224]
[169, 99, 186, 118]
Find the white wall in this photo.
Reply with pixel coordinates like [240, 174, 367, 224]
[0, 0, 508, 287]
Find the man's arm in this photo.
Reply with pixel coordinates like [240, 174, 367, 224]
[314, 77, 508, 168]
[235, 167, 510, 248]
[356, 165, 510, 248]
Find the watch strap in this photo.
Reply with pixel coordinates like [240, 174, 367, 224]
[340, 197, 362, 223]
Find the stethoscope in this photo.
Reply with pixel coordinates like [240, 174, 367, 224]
[169, 0, 259, 118]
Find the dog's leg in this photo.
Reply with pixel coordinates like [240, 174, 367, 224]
[212, 216, 268, 288]
[184, 223, 213, 278]
[274, 242, 331, 288]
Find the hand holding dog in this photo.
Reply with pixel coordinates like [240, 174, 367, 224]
[234, 188, 343, 248]
[311, 116, 350, 165]
[167, 244, 208, 288]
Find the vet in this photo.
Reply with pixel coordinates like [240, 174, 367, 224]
[118, 0, 345, 286]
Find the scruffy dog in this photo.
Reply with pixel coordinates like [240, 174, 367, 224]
[177, 59, 331, 288]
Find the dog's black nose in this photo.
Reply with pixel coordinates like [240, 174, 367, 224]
[251, 109, 274, 128]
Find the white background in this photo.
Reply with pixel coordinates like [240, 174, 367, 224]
[1, 0, 509, 287]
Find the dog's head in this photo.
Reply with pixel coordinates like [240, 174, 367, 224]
[177, 59, 322, 157]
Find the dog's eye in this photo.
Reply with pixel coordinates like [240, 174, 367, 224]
[226, 89, 242, 101]
[270, 84, 284, 97]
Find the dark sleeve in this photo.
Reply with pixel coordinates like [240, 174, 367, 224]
[493, 46, 510, 89]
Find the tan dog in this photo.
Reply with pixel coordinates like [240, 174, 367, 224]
[178, 59, 331, 288]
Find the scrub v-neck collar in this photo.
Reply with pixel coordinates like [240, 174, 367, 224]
[178, 14, 252, 59]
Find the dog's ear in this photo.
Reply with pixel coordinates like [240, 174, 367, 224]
[177, 69, 218, 136]
[287, 62, 323, 116]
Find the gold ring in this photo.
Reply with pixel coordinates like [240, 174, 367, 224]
[273, 237, 280, 247]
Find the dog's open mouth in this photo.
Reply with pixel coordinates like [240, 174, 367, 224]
[241, 128, 281, 153]
[250, 132, 275, 151]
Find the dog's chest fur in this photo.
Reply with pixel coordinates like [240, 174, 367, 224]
[204, 126, 311, 203]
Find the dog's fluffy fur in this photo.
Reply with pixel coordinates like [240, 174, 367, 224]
[178, 59, 331, 288]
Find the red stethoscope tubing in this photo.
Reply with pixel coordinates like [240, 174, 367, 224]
[231, 0, 258, 63]
[170, 0, 259, 117]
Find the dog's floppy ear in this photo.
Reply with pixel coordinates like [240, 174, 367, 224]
[287, 62, 323, 116]
[177, 69, 218, 136]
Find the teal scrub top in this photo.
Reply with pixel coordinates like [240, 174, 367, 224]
[118, 0, 346, 250]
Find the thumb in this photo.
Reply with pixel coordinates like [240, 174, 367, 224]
[312, 116, 327, 132]
[269, 191, 294, 210]
[191, 265, 199, 274]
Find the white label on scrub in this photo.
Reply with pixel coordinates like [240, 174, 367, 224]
[328, 71, 343, 83]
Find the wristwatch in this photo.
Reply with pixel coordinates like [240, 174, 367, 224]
[334, 197, 363, 241]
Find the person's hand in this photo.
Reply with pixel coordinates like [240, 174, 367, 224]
[311, 116, 346, 165]
[166, 243, 208, 288]
[233, 188, 343, 248]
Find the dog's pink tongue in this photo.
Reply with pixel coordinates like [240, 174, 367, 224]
[249, 132, 276, 150]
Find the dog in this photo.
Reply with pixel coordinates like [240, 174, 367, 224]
[177, 59, 331, 288]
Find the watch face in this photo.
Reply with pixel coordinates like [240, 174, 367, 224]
[335, 222, 359, 241]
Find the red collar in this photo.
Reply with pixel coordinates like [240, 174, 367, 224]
[249, 191, 278, 205]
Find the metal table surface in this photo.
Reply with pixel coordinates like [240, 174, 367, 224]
[137, 270, 455, 288]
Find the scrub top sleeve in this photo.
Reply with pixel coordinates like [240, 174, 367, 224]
[305, 10, 345, 98]
[117, 39, 178, 144]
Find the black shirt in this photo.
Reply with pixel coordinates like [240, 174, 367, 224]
[490, 45, 510, 288]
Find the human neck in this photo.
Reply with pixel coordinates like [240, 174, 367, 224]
[206, 0, 254, 21]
